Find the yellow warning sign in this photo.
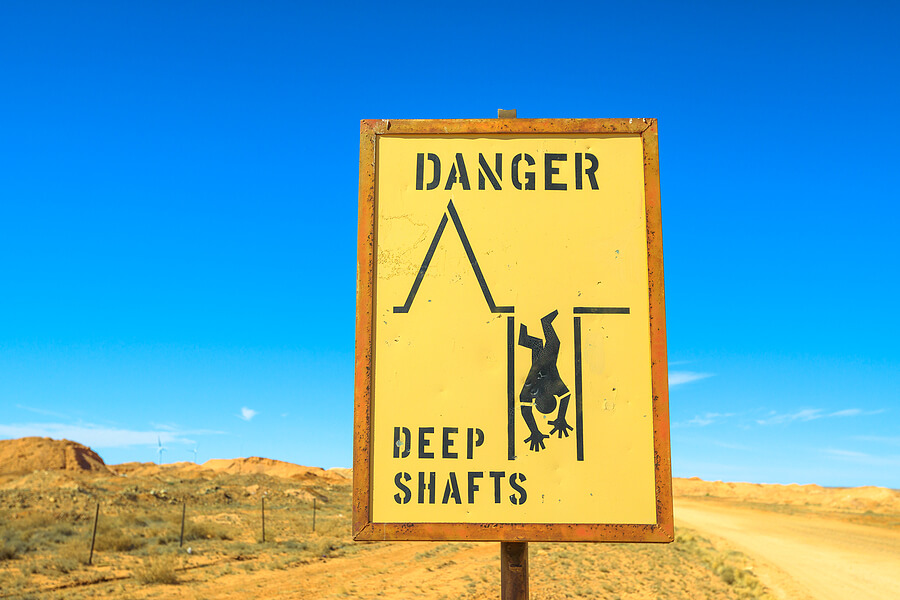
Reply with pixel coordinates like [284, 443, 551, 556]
[354, 118, 672, 542]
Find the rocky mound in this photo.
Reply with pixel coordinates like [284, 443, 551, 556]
[110, 458, 350, 483]
[202, 457, 348, 482]
[111, 461, 207, 478]
[0, 437, 111, 475]
[674, 477, 900, 514]
[327, 467, 352, 480]
[0, 436, 349, 484]
[109, 461, 163, 476]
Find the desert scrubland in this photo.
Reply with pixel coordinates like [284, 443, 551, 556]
[1, 437, 898, 600]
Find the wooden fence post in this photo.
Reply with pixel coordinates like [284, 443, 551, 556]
[88, 503, 100, 566]
[179, 501, 186, 547]
[261, 495, 266, 543]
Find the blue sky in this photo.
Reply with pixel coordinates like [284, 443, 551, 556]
[1, 1, 897, 487]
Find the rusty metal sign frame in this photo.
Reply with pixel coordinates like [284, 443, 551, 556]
[353, 118, 673, 542]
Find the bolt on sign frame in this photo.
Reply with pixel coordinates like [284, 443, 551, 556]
[354, 118, 672, 542]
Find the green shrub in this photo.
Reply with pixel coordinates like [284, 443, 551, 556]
[718, 564, 736, 585]
[0, 540, 25, 561]
[19, 512, 56, 530]
[95, 527, 142, 552]
[47, 540, 92, 572]
[44, 543, 89, 574]
[292, 535, 350, 559]
[314, 517, 348, 537]
[184, 520, 231, 541]
[121, 512, 150, 527]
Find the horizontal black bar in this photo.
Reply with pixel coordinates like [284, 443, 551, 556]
[573, 307, 630, 314]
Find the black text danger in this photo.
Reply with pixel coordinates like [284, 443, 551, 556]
[415, 152, 600, 191]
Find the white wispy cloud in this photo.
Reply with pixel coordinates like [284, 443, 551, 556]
[852, 435, 900, 446]
[821, 448, 900, 467]
[675, 412, 734, 427]
[712, 440, 755, 451]
[669, 371, 713, 386]
[823, 448, 870, 459]
[757, 408, 822, 424]
[150, 422, 181, 432]
[0, 422, 223, 449]
[756, 408, 885, 426]
[14, 404, 72, 420]
[239, 407, 257, 421]
[829, 409, 863, 417]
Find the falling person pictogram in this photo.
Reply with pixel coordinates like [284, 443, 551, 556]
[517, 310, 573, 451]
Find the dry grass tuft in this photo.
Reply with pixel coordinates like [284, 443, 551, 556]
[184, 519, 232, 541]
[0, 540, 24, 561]
[134, 553, 179, 585]
[95, 526, 143, 552]
[675, 530, 774, 599]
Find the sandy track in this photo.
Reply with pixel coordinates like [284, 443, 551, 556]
[114, 541, 499, 600]
[675, 499, 900, 600]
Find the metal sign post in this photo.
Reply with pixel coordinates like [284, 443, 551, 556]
[501, 540, 528, 599]
[497, 109, 528, 600]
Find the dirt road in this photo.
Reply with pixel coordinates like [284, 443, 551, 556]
[676, 499, 900, 600]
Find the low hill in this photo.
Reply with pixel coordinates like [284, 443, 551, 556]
[111, 461, 206, 478]
[4, 436, 894, 514]
[110, 457, 351, 483]
[0, 437, 351, 484]
[674, 476, 900, 514]
[200, 457, 350, 483]
[0, 437, 111, 475]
